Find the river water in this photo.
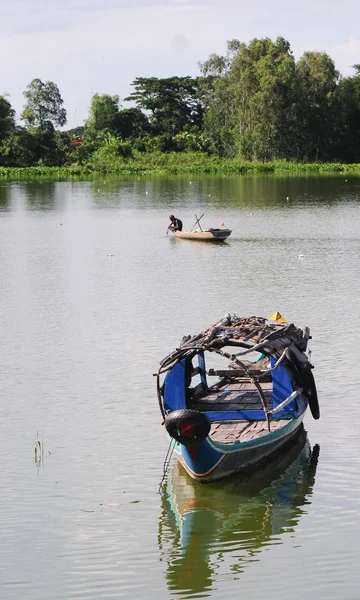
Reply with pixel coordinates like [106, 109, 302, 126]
[1, 174, 360, 600]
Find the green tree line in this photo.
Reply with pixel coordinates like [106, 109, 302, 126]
[1, 37, 360, 169]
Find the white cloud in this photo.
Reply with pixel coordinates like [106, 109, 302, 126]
[0, 2, 231, 124]
[329, 38, 360, 75]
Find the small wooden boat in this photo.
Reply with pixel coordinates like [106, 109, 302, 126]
[171, 214, 231, 242]
[155, 312, 319, 483]
[175, 228, 232, 242]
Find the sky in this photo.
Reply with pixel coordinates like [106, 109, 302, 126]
[1, 0, 360, 128]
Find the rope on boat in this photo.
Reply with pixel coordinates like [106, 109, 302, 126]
[158, 438, 176, 493]
[154, 373, 165, 418]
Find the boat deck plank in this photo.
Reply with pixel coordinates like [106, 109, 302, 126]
[210, 419, 290, 443]
[192, 379, 292, 444]
[192, 380, 273, 412]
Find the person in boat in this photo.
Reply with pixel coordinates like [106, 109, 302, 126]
[168, 214, 183, 232]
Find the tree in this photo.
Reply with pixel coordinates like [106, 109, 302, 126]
[125, 76, 204, 136]
[200, 37, 297, 159]
[85, 96, 148, 139]
[335, 66, 360, 161]
[115, 108, 149, 139]
[295, 51, 340, 160]
[1, 126, 46, 166]
[0, 95, 16, 164]
[85, 93, 120, 133]
[0, 95, 15, 141]
[21, 78, 67, 130]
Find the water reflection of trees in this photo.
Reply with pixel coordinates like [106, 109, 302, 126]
[159, 426, 319, 599]
[0, 183, 10, 210]
[89, 174, 350, 211]
[21, 181, 57, 210]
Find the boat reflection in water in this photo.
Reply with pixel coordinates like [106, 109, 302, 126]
[159, 426, 319, 598]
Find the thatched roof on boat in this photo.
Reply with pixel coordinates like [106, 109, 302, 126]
[159, 314, 310, 372]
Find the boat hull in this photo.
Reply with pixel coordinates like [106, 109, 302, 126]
[172, 410, 306, 483]
[175, 229, 231, 242]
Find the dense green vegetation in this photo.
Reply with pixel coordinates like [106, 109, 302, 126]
[1, 37, 360, 174]
[1, 158, 360, 178]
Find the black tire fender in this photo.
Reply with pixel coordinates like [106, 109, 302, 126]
[300, 366, 320, 420]
[284, 348, 303, 387]
[164, 409, 211, 447]
[285, 347, 320, 420]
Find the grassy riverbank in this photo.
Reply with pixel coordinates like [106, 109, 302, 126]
[1, 153, 360, 177]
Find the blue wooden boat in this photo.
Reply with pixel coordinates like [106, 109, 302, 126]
[155, 312, 319, 483]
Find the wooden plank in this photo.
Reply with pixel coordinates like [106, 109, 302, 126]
[240, 421, 268, 441]
[210, 423, 221, 432]
[209, 420, 252, 442]
[209, 369, 272, 382]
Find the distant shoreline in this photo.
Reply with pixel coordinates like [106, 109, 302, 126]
[1, 155, 360, 178]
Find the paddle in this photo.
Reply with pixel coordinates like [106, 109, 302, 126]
[190, 213, 204, 232]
